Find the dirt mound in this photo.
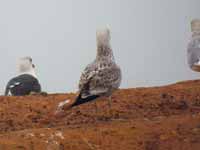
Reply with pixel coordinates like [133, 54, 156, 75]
[0, 80, 200, 149]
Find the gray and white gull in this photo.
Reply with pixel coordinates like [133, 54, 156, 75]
[187, 19, 200, 72]
[5, 57, 41, 96]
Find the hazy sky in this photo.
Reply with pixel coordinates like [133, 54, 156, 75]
[0, 0, 199, 94]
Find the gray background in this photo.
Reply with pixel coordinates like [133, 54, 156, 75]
[0, 0, 199, 94]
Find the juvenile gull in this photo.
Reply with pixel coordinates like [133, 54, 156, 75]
[56, 28, 121, 114]
[187, 19, 200, 72]
[5, 57, 41, 96]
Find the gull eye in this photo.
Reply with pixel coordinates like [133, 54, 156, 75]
[32, 64, 35, 68]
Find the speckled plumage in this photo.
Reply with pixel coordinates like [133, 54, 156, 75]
[78, 29, 122, 100]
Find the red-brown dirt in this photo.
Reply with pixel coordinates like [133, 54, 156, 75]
[0, 80, 200, 150]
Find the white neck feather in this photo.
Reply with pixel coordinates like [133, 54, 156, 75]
[19, 69, 37, 79]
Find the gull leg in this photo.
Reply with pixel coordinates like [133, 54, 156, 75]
[108, 96, 112, 110]
[94, 101, 98, 114]
[106, 96, 113, 116]
[29, 91, 37, 95]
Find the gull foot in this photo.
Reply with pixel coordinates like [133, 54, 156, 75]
[29, 91, 48, 96]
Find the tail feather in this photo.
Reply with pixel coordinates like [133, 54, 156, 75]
[71, 94, 100, 107]
[5, 88, 9, 96]
[4, 85, 10, 96]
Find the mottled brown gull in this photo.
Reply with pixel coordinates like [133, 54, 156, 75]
[56, 28, 122, 114]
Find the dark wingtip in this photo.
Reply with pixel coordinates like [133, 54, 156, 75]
[72, 94, 100, 107]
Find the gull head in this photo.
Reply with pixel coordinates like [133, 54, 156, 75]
[17, 57, 37, 77]
[96, 28, 114, 60]
[191, 19, 200, 37]
[96, 28, 111, 48]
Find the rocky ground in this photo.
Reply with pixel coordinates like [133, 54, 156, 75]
[0, 80, 200, 149]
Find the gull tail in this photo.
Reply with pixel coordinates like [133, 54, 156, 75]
[4, 87, 10, 96]
[4, 83, 11, 96]
[71, 93, 100, 107]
